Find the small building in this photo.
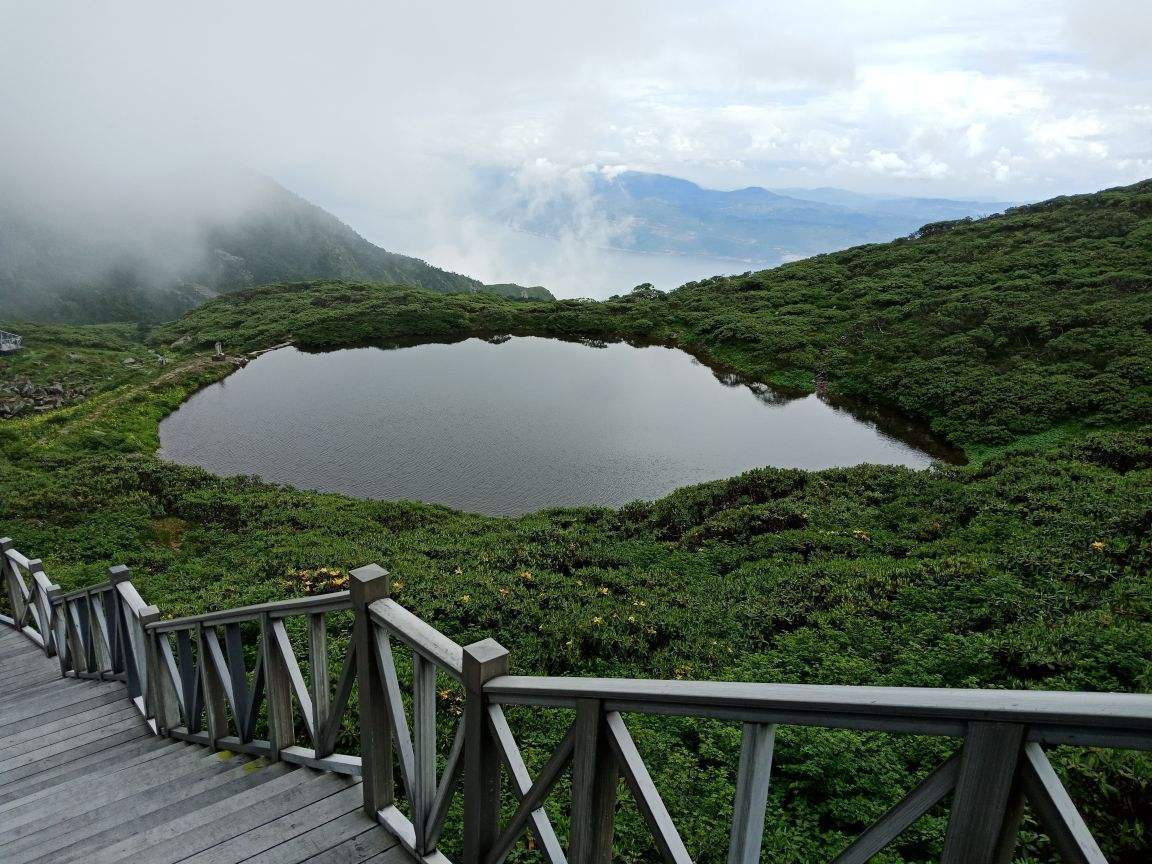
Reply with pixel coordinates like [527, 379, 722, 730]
[0, 330, 23, 354]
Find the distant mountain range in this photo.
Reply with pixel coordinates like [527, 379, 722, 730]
[0, 174, 552, 324]
[479, 169, 1017, 265]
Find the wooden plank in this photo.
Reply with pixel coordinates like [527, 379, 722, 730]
[172, 781, 364, 864]
[24, 762, 299, 864]
[941, 722, 1026, 864]
[232, 810, 391, 864]
[0, 739, 185, 815]
[727, 722, 775, 864]
[0, 704, 140, 757]
[311, 611, 331, 755]
[272, 617, 316, 740]
[0, 743, 217, 834]
[412, 651, 437, 854]
[830, 752, 961, 864]
[569, 699, 618, 864]
[224, 623, 253, 740]
[262, 613, 297, 758]
[426, 716, 466, 848]
[487, 704, 566, 864]
[0, 751, 251, 858]
[484, 678, 1152, 742]
[606, 710, 691, 864]
[369, 598, 464, 678]
[149, 591, 352, 632]
[318, 642, 357, 756]
[0, 725, 152, 791]
[483, 720, 576, 864]
[351, 564, 392, 815]
[375, 629, 416, 797]
[0, 737, 176, 807]
[76, 769, 345, 864]
[1019, 743, 1107, 864]
[462, 638, 510, 864]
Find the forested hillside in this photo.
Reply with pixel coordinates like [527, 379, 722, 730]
[0, 174, 551, 324]
[0, 179, 1149, 863]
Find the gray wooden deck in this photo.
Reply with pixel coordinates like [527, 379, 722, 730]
[0, 626, 412, 864]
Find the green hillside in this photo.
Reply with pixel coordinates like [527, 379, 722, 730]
[0, 175, 552, 324]
[0, 179, 1150, 863]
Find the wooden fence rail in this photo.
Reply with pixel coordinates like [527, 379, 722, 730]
[2, 536, 1151, 864]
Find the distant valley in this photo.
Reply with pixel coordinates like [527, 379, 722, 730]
[479, 168, 1017, 267]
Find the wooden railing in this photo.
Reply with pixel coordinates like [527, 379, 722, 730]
[2, 536, 1151, 864]
[1, 537, 61, 654]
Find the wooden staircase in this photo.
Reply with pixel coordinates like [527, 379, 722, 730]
[0, 626, 403, 864]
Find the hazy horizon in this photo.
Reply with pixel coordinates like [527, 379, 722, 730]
[2, 0, 1150, 301]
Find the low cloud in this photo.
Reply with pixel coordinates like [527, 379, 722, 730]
[0, 0, 1148, 299]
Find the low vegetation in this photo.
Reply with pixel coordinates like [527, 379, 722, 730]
[1, 179, 1150, 863]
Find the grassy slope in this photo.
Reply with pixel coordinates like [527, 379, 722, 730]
[1, 180, 1150, 863]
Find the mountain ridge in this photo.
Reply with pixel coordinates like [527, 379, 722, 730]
[0, 173, 553, 324]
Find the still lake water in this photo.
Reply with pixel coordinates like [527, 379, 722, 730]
[158, 338, 955, 515]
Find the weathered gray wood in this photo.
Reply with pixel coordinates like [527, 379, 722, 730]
[262, 612, 297, 759]
[484, 678, 1152, 747]
[426, 716, 466, 848]
[268, 817, 396, 864]
[606, 710, 692, 864]
[149, 590, 352, 632]
[484, 719, 576, 864]
[1020, 743, 1108, 864]
[375, 629, 416, 797]
[280, 745, 361, 775]
[463, 638, 510, 864]
[236, 808, 392, 864]
[412, 651, 437, 854]
[569, 699, 619, 864]
[377, 805, 453, 864]
[941, 722, 1026, 864]
[830, 752, 961, 864]
[172, 781, 363, 864]
[271, 617, 315, 739]
[726, 722, 775, 864]
[199, 623, 231, 745]
[351, 563, 392, 815]
[486, 703, 567, 864]
[310, 611, 332, 755]
[318, 641, 357, 756]
[369, 598, 464, 678]
[224, 622, 253, 740]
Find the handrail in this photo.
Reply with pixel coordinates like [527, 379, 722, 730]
[1, 534, 1148, 864]
[147, 589, 351, 631]
[484, 676, 1152, 748]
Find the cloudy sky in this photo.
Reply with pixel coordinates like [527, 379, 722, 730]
[2, 0, 1150, 290]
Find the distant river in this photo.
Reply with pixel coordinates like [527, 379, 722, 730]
[158, 338, 959, 516]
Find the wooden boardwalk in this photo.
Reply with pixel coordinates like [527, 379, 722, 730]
[0, 626, 410, 864]
[4, 540, 1152, 864]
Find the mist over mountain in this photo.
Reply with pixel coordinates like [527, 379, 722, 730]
[0, 172, 551, 324]
[480, 168, 1016, 266]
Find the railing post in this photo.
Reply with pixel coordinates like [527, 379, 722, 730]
[0, 538, 17, 625]
[351, 563, 391, 816]
[28, 559, 54, 657]
[941, 722, 1026, 864]
[140, 605, 177, 733]
[199, 622, 229, 747]
[728, 722, 776, 864]
[569, 698, 619, 864]
[108, 566, 139, 697]
[261, 612, 296, 759]
[462, 638, 510, 864]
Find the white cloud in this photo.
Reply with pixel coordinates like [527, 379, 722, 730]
[0, 0, 1149, 295]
